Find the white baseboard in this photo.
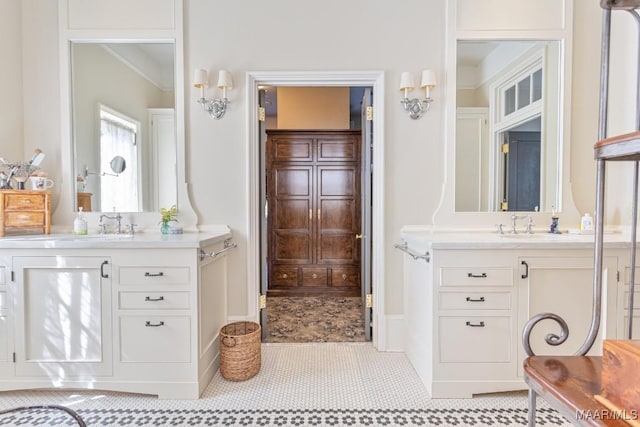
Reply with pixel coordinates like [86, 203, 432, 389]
[382, 315, 405, 352]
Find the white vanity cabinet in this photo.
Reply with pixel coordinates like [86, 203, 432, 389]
[401, 231, 626, 398]
[113, 249, 196, 391]
[0, 230, 232, 399]
[407, 247, 521, 398]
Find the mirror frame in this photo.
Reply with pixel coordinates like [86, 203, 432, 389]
[432, 0, 579, 229]
[55, 0, 197, 231]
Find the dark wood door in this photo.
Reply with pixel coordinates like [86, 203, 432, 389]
[267, 130, 361, 297]
[506, 131, 541, 211]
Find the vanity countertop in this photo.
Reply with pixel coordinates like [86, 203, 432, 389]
[400, 226, 635, 250]
[0, 225, 232, 249]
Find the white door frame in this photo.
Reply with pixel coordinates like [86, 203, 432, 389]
[245, 71, 388, 349]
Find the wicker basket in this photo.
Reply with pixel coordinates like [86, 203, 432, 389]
[220, 321, 261, 381]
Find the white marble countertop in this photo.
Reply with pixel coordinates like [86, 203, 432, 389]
[0, 225, 232, 249]
[400, 226, 634, 250]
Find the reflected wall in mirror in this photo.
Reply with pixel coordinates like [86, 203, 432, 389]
[455, 40, 561, 213]
[72, 42, 177, 213]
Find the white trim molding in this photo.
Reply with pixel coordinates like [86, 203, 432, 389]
[245, 71, 388, 350]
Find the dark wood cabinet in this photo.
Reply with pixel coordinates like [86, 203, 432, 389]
[267, 130, 361, 297]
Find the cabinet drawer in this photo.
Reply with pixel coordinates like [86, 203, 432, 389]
[439, 316, 512, 363]
[119, 291, 190, 310]
[271, 267, 298, 286]
[119, 316, 190, 362]
[331, 267, 359, 287]
[440, 267, 512, 287]
[302, 268, 327, 286]
[439, 292, 511, 310]
[4, 211, 45, 227]
[4, 194, 45, 210]
[271, 137, 314, 162]
[317, 137, 358, 161]
[119, 267, 189, 285]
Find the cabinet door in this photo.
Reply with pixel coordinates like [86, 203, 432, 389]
[519, 255, 617, 357]
[13, 256, 112, 377]
[0, 264, 8, 364]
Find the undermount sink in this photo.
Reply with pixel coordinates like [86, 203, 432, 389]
[3, 234, 129, 241]
[498, 233, 554, 238]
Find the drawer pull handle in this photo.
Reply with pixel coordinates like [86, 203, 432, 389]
[465, 296, 485, 302]
[282, 273, 288, 279]
[312, 273, 318, 279]
[100, 260, 109, 278]
[467, 273, 487, 278]
[144, 272, 164, 277]
[521, 260, 529, 279]
[342, 274, 347, 280]
[465, 321, 485, 327]
[145, 321, 165, 327]
[145, 296, 165, 302]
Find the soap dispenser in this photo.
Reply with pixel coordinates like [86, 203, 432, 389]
[73, 207, 88, 235]
[581, 213, 593, 232]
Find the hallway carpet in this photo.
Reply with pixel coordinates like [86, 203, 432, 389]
[264, 297, 366, 343]
[0, 343, 571, 426]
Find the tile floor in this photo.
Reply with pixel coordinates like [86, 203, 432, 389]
[0, 343, 571, 426]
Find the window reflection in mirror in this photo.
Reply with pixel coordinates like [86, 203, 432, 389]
[71, 42, 176, 213]
[455, 40, 561, 213]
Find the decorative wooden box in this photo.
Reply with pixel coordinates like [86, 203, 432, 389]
[597, 340, 640, 424]
[0, 190, 51, 237]
[77, 192, 92, 212]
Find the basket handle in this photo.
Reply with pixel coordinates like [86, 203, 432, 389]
[222, 336, 237, 347]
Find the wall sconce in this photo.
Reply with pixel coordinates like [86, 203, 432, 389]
[193, 69, 233, 119]
[400, 70, 436, 119]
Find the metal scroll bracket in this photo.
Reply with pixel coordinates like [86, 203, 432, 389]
[394, 241, 430, 263]
[200, 238, 237, 261]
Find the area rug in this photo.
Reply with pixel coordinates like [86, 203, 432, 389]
[0, 343, 571, 426]
[264, 297, 365, 343]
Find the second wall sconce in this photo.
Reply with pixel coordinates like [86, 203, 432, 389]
[400, 70, 436, 119]
[193, 69, 233, 119]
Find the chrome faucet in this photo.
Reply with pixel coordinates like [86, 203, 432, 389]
[99, 212, 123, 234]
[510, 214, 527, 234]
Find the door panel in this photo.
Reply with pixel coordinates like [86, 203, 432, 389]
[275, 167, 312, 196]
[319, 168, 356, 196]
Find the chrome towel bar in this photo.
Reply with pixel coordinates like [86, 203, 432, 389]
[394, 241, 430, 263]
[200, 238, 237, 261]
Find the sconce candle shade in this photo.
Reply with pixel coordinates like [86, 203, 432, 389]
[399, 72, 416, 92]
[420, 70, 436, 88]
[217, 70, 233, 89]
[193, 68, 208, 88]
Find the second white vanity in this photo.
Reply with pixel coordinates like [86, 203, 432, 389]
[0, 228, 233, 399]
[400, 228, 637, 398]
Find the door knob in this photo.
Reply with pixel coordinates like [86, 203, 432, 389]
[355, 234, 363, 240]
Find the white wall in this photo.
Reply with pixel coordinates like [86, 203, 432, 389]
[0, 0, 23, 163]
[186, 0, 444, 316]
[1, 0, 636, 320]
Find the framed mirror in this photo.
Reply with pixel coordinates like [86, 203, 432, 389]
[455, 40, 561, 213]
[71, 42, 177, 213]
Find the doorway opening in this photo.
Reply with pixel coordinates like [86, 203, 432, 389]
[247, 71, 386, 349]
[259, 86, 372, 343]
